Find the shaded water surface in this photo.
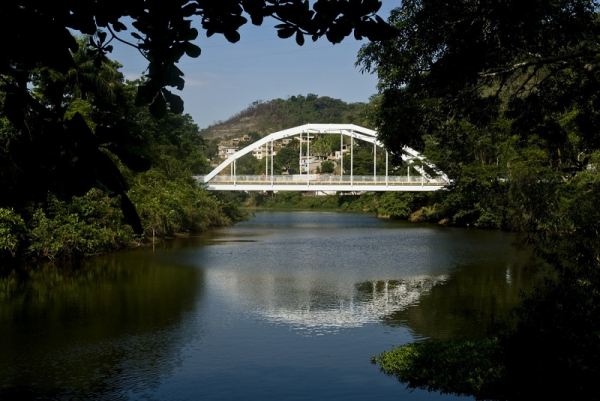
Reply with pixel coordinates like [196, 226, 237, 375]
[0, 211, 539, 400]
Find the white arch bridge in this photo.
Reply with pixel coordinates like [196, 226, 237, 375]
[196, 124, 450, 192]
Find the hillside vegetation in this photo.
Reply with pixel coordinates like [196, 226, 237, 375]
[199, 94, 376, 140]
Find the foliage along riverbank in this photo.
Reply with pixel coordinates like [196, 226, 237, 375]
[0, 177, 246, 264]
[359, 1, 600, 400]
[233, 185, 521, 230]
[239, 191, 436, 222]
[0, 38, 246, 266]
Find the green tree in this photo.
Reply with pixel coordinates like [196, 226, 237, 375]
[27, 190, 137, 260]
[342, 146, 386, 175]
[358, 0, 600, 164]
[363, 2, 600, 399]
[274, 145, 299, 173]
[235, 153, 264, 175]
[377, 193, 415, 219]
[320, 160, 335, 173]
[34, 35, 124, 112]
[0, 0, 394, 234]
[2, 1, 394, 118]
[0, 43, 148, 233]
[0, 45, 246, 262]
[311, 134, 341, 156]
[0, 209, 26, 259]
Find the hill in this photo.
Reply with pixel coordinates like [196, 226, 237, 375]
[199, 94, 375, 141]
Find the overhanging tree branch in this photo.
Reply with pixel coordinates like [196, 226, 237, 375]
[479, 48, 600, 78]
[106, 25, 149, 62]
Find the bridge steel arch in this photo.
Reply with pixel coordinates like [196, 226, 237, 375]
[200, 124, 450, 192]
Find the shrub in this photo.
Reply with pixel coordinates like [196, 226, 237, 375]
[0, 208, 26, 258]
[27, 191, 137, 260]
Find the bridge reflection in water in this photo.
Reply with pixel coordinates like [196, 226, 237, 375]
[209, 270, 449, 335]
[200, 124, 450, 192]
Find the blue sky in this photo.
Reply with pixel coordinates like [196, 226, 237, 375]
[110, 1, 398, 129]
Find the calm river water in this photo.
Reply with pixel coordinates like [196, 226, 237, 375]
[0, 211, 539, 400]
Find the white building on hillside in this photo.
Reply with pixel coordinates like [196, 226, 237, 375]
[218, 145, 238, 159]
[252, 144, 277, 160]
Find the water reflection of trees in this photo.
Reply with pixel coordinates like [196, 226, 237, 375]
[380, 259, 542, 339]
[0, 253, 204, 399]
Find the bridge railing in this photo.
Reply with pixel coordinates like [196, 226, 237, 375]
[196, 174, 448, 186]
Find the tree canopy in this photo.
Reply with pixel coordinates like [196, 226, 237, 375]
[358, 0, 600, 167]
[2, 0, 395, 118]
[0, 0, 394, 233]
[360, 1, 600, 399]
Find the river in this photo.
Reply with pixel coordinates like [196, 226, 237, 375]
[0, 211, 539, 400]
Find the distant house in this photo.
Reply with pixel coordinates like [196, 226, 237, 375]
[300, 156, 323, 173]
[251, 148, 264, 159]
[218, 145, 238, 159]
[252, 144, 276, 160]
[334, 146, 349, 159]
[294, 135, 315, 143]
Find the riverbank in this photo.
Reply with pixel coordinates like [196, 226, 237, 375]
[0, 179, 248, 266]
[0, 186, 452, 267]
[239, 191, 453, 225]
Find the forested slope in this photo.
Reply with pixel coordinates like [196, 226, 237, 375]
[199, 94, 375, 140]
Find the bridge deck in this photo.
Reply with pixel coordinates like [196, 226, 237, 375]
[196, 175, 448, 192]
